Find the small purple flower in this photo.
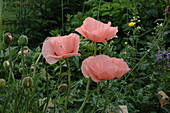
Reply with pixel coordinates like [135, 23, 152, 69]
[166, 52, 170, 59]
[162, 50, 167, 55]
[165, 6, 169, 12]
[156, 50, 163, 61]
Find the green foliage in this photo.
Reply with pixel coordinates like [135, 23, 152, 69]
[0, 0, 170, 112]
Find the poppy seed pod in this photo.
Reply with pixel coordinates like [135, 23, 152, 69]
[58, 83, 67, 94]
[3, 60, 10, 69]
[18, 35, 28, 46]
[0, 79, 6, 87]
[3, 33, 13, 45]
[22, 77, 32, 88]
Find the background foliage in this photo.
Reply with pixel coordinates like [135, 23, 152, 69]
[0, 0, 170, 112]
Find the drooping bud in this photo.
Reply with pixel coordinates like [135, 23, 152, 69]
[58, 83, 67, 94]
[18, 35, 28, 46]
[3, 60, 10, 69]
[0, 79, 6, 87]
[3, 33, 13, 45]
[22, 77, 32, 88]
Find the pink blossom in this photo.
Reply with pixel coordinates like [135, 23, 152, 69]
[75, 17, 118, 42]
[42, 33, 81, 64]
[81, 55, 130, 82]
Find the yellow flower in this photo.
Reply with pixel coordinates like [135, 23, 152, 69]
[128, 22, 135, 27]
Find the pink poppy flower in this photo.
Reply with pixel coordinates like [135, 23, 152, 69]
[18, 50, 29, 55]
[75, 17, 118, 42]
[42, 33, 81, 64]
[81, 55, 130, 82]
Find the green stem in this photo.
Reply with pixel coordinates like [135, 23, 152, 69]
[25, 89, 29, 113]
[16, 89, 24, 112]
[61, 0, 64, 34]
[44, 65, 49, 113]
[82, 0, 86, 14]
[97, 0, 101, 20]
[65, 58, 71, 110]
[94, 42, 97, 56]
[21, 46, 25, 77]
[33, 53, 42, 78]
[0, 0, 2, 40]
[92, 83, 100, 113]
[119, 47, 152, 93]
[54, 93, 59, 113]
[57, 60, 63, 86]
[101, 80, 109, 113]
[2, 90, 10, 113]
[158, 0, 164, 13]
[77, 78, 91, 113]
[7, 46, 15, 83]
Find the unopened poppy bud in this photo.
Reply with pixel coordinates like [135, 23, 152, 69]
[18, 49, 29, 55]
[0, 79, 6, 87]
[22, 77, 32, 88]
[18, 35, 28, 46]
[3, 60, 10, 69]
[31, 65, 34, 70]
[3, 33, 13, 45]
[58, 84, 67, 93]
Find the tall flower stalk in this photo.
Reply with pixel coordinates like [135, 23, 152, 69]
[21, 46, 25, 76]
[64, 58, 71, 110]
[44, 64, 50, 113]
[0, 0, 2, 40]
[77, 42, 98, 113]
[77, 78, 91, 113]
[8, 45, 15, 83]
[101, 80, 109, 113]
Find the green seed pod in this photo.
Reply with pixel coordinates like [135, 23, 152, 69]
[0, 79, 6, 87]
[58, 83, 67, 94]
[18, 35, 28, 46]
[22, 77, 32, 88]
[3, 33, 13, 45]
[3, 60, 10, 69]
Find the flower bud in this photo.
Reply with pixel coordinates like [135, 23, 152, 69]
[18, 35, 28, 46]
[58, 83, 67, 93]
[18, 49, 29, 55]
[0, 79, 6, 87]
[3, 33, 13, 45]
[3, 60, 10, 69]
[22, 77, 32, 88]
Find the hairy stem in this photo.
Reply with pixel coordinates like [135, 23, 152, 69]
[101, 80, 109, 113]
[77, 78, 91, 113]
[65, 58, 71, 110]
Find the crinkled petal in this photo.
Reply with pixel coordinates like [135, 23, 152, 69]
[81, 56, 94, 78]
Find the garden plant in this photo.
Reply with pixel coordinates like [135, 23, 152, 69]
[0, 0, 170, 113]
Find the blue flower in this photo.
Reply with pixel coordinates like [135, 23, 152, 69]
[156, 50, 162, 61]
[165, 52, 170, 59]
